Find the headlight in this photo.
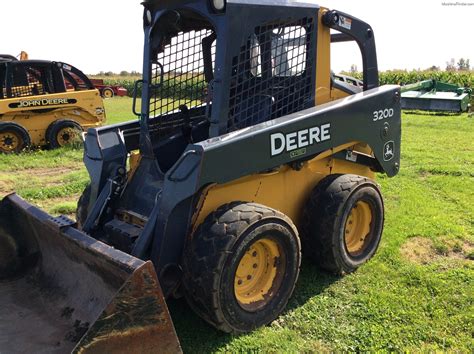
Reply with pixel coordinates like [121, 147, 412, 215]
[211, 0, 225, 11]
[145, 9, 153, 25]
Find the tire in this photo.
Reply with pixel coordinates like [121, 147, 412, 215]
[76, 184, 91, 229]
[301, 174, 384, 274]
[182, 202, 301, 334]
[102, 88, 114, 99]
[46, 119, 83, 149]
[0, 122, 31, 153]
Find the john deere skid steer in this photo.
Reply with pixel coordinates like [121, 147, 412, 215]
[0, 0, 401, 352]
[0, 60, 105, 153]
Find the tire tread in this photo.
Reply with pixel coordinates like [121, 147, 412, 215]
[182, 202, 298, 333]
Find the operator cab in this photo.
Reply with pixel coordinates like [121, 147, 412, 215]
[141, 0, 319, 173]
[0, 60, 94, 100]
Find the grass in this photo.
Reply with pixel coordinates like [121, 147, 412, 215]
[0, 98, 472, 351]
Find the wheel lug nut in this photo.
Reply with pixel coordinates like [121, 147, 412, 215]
[253, 263, 257, 268]
[247, 275, 252, 280]
[238, 280, 243, 285]
[252, 251, 257, 257]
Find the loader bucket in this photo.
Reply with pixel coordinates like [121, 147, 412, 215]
[0, 193, 181, 354]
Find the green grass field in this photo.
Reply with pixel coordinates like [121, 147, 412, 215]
[0, 98, 472, 352]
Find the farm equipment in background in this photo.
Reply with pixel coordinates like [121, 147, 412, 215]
[0, 0, 401, 352]
[0, 60, 105, 152]
[90, 78, 128, 98]
[334, 73, 363, 89]
[401, 79, 472, 112]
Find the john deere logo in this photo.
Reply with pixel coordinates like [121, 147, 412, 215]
[383, 141, 394, 161]
[270, 123, 331, 157]
[9, 98, 77, 109]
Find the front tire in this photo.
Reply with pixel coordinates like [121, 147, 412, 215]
[0, 123, 31, 153]
[47, 119, 83, 148]
[182, 202, 301, 334]
[301, 174, 384, 274]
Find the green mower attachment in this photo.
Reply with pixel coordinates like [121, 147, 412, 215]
[401, 79, 471, 112]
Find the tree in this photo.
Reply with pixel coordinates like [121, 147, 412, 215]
[457, 58, 470, 71]
[446, 58, 456, 71]
[426, 65, 439, 71]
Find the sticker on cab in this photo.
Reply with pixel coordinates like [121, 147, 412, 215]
[339, 16, 352, 30]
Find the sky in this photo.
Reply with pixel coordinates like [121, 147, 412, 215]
[1, 0, 473, 75]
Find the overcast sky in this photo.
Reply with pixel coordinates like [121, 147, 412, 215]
[2, 0, 473, 74]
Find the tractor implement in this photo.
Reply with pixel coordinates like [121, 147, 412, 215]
[1, 0, 402, 352]
[401, 79, 472, 112]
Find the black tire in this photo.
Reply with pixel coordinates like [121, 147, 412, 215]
[301, 174, 384, 274]
[182, 202, 301, 334]
[102, 87, 114, 99]
[0, 122, 31, 153]
[46, 119, 83, 149]
[76, 184, 91, 229]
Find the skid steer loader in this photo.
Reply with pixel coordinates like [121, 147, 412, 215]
[0, 0, 401, 352]
[0, 60, 105, 153]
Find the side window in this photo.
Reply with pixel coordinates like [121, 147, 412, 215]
[228, 17, 314, 132]
[249, 26, 307, 78]
[250, 34, 262, 77]
[271, 26, 307, 76]
[150, 28, 216, 117]
[330, 29, 362, 88]
[8, 63, 51, 98]
[62, 64, 89, 91]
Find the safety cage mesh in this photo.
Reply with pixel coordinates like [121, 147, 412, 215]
[228, 17, 314, 132]
[4, 65, 48, 98]
[149, 29, 216, 119]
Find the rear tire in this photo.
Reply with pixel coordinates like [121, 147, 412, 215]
[301, 174, 384, 274]
[182, 202, 301, 334]
[47, 119, 83, 149]
[0, 123, 30, 153]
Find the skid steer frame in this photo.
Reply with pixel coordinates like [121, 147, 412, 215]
[0, 0, 401, 352]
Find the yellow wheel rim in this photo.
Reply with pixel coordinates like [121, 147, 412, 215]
[0, 131, 22, 153]
[56, 127, 79, 146]
[234, 238, 283, 311]
[344, 201, 373, 256]
[103, 89, 113, 98]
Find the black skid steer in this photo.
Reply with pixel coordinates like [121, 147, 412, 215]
[0, 0, 401, 352]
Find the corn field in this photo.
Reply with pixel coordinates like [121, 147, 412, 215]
[97, 70, 473, 99]
[349, 70, 473, 88]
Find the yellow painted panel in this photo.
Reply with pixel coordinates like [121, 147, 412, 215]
[315, 7, 332, 106]
[193, 143, 374, 231]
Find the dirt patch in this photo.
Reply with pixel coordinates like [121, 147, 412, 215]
[401, 236, 473, 265]
[2, 166, 79, 177]
[401, 237, 437, 264]
[9, 167, 76, 177]
[0, 179, 15, 195]
[0, 167, 82, 195]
